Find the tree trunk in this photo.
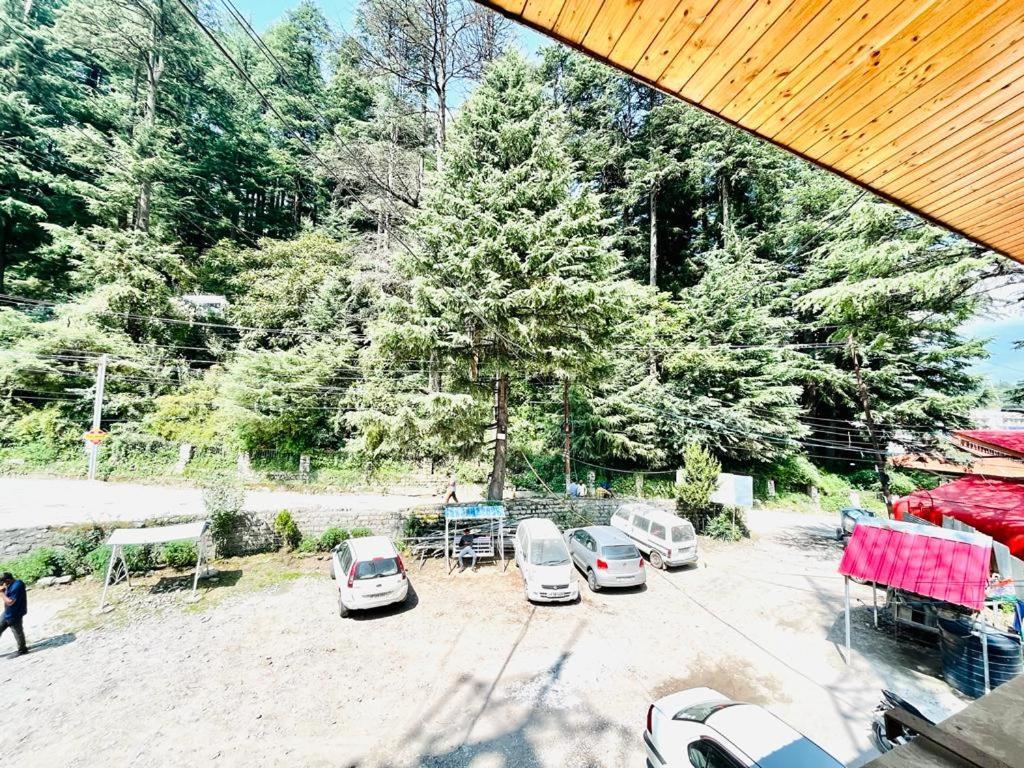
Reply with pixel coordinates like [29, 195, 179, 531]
[648, 182, 658, 287]
[487, 373, 509, 500]
[563, 378, 571, 494]
[428, 348, 440, 392]
[134, 23, 164, 233]
[0, 224, 8, 293]
[719, 174, 731, 247]
[848, 335, 893, 515]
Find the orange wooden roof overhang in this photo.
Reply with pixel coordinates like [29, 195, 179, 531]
[475, 0, 1024, 264]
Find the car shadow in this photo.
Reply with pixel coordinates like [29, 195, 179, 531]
[349, 584, 420, 621]
[0, 631, 76, 659]
[589, 582, 648, 596]
[149, 569, 243, 594]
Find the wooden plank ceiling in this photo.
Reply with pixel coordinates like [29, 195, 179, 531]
[476, 0, 1024, 263]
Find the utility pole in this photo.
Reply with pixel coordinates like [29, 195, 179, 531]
[847, 336, 892, 516]
[87, 354, 108, 481]
[563, 378, 571, 495]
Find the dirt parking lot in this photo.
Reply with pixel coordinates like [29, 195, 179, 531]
[1, 510, 966, 768]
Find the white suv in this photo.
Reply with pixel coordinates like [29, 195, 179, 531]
[330, 536, 409, 617]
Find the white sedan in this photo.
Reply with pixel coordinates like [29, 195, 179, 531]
[644, 688, 843, 768]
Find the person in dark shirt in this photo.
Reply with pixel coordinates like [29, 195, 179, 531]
[456, 529, 476, 572]
[0, 571, 28, 655]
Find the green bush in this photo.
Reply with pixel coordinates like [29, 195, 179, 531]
[203, 478, 245, 557]
[766, 455, 821, 493]
[350, 527, 373, 539]
[274, 510, 302, 551]
[317, 527, 349, 551]
[704, 509, 749, 542]
[0, 547, 63, 584]
[57, 525, 107, 576]
[160, 540, 198, 569]
[86, 544, 155, 576]
[676, 444, 721, 517]
[296, 536, 317, 554]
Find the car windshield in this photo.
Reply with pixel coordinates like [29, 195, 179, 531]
[601, 544, 639, 560]
[354, 557, 400, 579]
[529, 539, 569, 566]
[671, 526, 694, 543]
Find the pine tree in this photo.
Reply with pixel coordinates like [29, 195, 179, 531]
[367, 52, 625, 499]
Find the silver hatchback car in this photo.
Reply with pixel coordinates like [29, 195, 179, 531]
[564, 525, 646, 592]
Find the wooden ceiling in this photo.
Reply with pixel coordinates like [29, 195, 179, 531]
[476, 0, 1024, 263]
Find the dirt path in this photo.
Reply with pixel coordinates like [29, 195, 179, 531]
[0, 509, 966, 767]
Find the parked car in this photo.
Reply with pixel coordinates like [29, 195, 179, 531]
[644, 687, 843, 768]
[330, 535, 409, 617]
[513, 518, 579, 603]
[835, 506, 875, 541]
[610, 503, 698, 569]
[563, 525, 645, 592]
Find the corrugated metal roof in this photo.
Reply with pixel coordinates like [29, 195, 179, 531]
[955, 430, 1024, 457]
[478, 0, 1024, 264]
[838, 518, 991, 610]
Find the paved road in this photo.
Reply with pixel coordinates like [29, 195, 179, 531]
[0, 477, 429, 529]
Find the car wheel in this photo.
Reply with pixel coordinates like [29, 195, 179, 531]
[338, 591, 350, 618]
[587, 569, 600, 592]
[835, 527, 844, 542]
[650, 551, 664, 569]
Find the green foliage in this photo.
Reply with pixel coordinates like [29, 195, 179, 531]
[85, 544, 155, 575]
[296, 536, 318, 554]
[704, 509, 749, 542]
[274, 510, 302, 551]
[57, 525, 107, 576]
[317, 527, 350, 551]
[87, 546, 114, 577]
[204, 479, 245, 557]
[160, 541, 198, 570]
[349, 527, 373, 539]
[0, 547, 62, 584]
[675, 444, 721, 516]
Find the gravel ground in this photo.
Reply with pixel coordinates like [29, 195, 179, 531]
[0, 509, 967, 767]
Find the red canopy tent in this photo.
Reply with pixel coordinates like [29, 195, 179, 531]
[893, 476, 1024, 558]
[836, 518, 994, 662]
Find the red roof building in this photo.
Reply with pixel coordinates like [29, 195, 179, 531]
[893, 476, 1024, 558]
[952, 430, 1024, 460]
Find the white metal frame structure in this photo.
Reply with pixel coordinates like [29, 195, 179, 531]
[98, 521, 210, 610]
[443, 503, 506, 571]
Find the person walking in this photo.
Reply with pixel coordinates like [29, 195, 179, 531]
[0, 572, 28, 656]
[443, 474, 459, 504]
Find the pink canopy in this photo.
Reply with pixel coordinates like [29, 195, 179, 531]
[838, 518, 993, 610]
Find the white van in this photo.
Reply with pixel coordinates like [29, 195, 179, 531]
[513, 518, 579, 603]
[330, 535, 409, 617]
[610, 503, 697, 569]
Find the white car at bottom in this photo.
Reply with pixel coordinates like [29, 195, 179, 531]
[645, 687, 843, 768]
[330, 535, 409, 617]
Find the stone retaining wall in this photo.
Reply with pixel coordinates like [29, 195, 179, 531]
[402, 496, 675, 529]
[224, 507, 404, 555]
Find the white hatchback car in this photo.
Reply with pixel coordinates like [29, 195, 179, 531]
[330, 535, 409, 617]
[645, 687, 843, 768]
[513, 518, 579, 603]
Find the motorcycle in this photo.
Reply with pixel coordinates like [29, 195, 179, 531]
[871, 689, 934, 753]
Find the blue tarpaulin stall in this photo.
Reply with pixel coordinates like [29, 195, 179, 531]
[444, 503, 506, 571]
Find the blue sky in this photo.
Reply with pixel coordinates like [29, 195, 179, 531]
[234, 1, 1023, 388]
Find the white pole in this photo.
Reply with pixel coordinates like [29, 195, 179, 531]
[872, 581, 878, 628]
[191, 538, 204, 599]
[981, 632, 991, 695]
[444, 516, 450, 571]
[98, 544, 117, 610]
[844, 576, 852, 664]
[87, 354, 107, 481]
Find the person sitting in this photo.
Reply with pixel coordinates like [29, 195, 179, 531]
[568, 480, 579, 498]
[456, 529, 476, 572]
[595, 480, 613, 498]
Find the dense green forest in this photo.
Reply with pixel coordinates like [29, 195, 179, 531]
[1, 0, 1021, 500]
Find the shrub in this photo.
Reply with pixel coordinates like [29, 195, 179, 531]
[675, 444, 721, 532]
[0, 547, 63, 584]
[766, 455, 821, 493]
[86, 544, 155, 576]
[317, 527, 349, 552]
[57, 525, 107, 576]
[704, 509, 749, 542]
[160, 541, 198, 569]
[274, 510, 302, 551]
[350, 527, 373, 539]
[296, 536, 317, 554]
[203, 478, 245, 557]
